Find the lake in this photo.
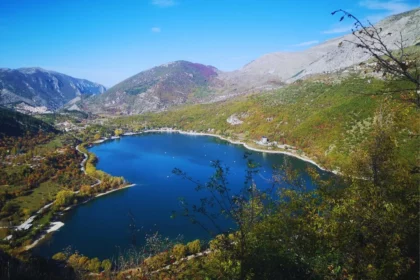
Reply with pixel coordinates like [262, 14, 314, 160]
[32, 133, 331, 259]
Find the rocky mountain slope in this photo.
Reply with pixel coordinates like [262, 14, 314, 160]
[0, 67, 106, 113]
[84, 61, 223, 115]
[221, 8, 420, 91]
[84, 8, 419, 115]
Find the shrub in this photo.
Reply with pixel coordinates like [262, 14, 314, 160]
[101, 259, 112, 271]
[187, 240, 201, 254]
[68, 253, 81, 268]
[80, 185, 91, 196]
[52, 252, 67, 261]
[55, 190, 75, 207]
[145, 252, 169, 270]
[78, 256, 89, 268]
[172, 244, 187, 261]
[88, 257, 101, 273]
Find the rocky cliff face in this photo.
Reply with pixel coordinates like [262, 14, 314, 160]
[0, 67, 106, 112]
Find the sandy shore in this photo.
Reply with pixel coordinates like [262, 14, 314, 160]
[22, 184, 136, 251]
[25, 222, 65, 250]
[4, 144, 135, 248]
[94, 184, 136, 198]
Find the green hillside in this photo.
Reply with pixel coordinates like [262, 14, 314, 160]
[110, 75, 418, 170]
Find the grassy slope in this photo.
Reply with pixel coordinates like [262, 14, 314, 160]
[111, 75, 419, 170]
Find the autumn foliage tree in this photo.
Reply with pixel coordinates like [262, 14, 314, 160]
[55, 190, 75, 208]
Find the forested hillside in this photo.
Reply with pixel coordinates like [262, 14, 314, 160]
[0, 108, 58, 138]
[109, 74, 418, 170]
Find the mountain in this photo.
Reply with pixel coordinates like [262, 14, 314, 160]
[0, 67, 106, 113]
[221, 8, 420, 90]
[84, 61, 223, 115]
[0, 107, 58, 137]
[85, 8, 419, 115]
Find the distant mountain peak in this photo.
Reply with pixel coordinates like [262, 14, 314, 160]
[0, 68, 106, 112]
[84, 61, 222, 115]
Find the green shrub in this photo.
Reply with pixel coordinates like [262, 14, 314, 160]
[187, 239, 201, 254]
[52, 252, 67, 261]
[172, 244, 187, 260]
[55, 190, 75, 207]
[101, 259, 112, 271]
[88, 257, 101, 273]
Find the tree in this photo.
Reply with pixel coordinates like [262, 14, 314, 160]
[1, 201, 19, 216]
[114, 128, 123, 137]
[332, 9, 420, 106]
[101, 259, 112, 272]
[77, 256, 89, 269]
[186, 239, 201, 254]
[251, 107, 419, 279]
[87, 258, 101, 273]
[55, 190, 75, 207]
[172, 244, 187, 261]
[113, 232, 184, 277]
[80, 185, 91, 196]
[52, 252, 67, 261]
[93, 133, 101, 141]
[173, 154, 271, 280]
[67, 253, 81, 268]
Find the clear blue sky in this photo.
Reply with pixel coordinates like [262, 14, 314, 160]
[0, 0, 418, 87]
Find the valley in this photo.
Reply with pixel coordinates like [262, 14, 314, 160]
[0, 4, 419, 280]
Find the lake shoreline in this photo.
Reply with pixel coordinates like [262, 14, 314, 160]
[16, 144, 136, 252]
[23, 184, 136, 252]
[117, 129, 336, 174]
[30, 131, 335, 258]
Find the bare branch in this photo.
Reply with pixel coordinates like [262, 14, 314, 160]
[332, 9, 420, 106]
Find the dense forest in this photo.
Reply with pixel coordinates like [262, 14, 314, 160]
[0, 108, 58, 138]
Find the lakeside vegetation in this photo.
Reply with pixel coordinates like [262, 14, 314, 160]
[0, 111, 129, 259]
[109, 75, 418, 170]
[46, 110, 420, 279]
[84, 62, 417, 278]
[69, 107, 417, 280]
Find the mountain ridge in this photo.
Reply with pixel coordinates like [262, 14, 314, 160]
[0, 67, 106, 113]
[84, 60, 223, 115]
[221, 8, 420, 91]
[84, 8, 420, 115]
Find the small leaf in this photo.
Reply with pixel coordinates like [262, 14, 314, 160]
[340, 16, 344, 21]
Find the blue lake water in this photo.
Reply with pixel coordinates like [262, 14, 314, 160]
[33, 133, 331, 259]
